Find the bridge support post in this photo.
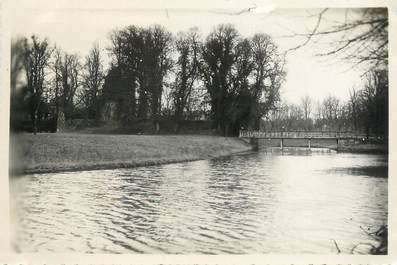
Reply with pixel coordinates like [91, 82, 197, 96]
[250, 138, 259, 151]
[308, 139, 311, 150]
[280, 138, 283, 149]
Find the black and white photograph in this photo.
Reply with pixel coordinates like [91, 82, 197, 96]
[5, 0, 391, 258]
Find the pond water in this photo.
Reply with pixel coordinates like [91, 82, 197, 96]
[10, 149, 388, 254]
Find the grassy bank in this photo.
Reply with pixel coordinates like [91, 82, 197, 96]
[10, 133, 253, 175]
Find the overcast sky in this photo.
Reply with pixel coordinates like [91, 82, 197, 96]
[10, 3, 368, 104]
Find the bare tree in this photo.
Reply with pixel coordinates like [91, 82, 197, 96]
[224, 37, 254, 134]
[322, 95, 341, 130]
[59, 53, 81, 122]
[201, 24, 285, 136]
[81, 44, 104, 119]
[314, 101, 323, 121]
[108, 29, 125, 67]
[300, 95, 313, 130]
[348, 87, 360, 132]
[172, 28, 201, 131]
[107, 25, 174, 128]
[301, 95, 312, 121]
[107, 26, 143, 122]
[201, 24, 240, 135]
[360, 69, 388, 137]
[288, 8, 388, 70]
[147, 25, 174, 132]
[22, 35, 52, 134]
[250, 33, 285, 129]
[50, 46, 63, 123]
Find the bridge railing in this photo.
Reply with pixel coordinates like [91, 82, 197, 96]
[239, 130, 368, 139]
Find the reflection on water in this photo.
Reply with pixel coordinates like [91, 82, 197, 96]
[10, 149, 387, 254]
[326, 166, 387, 178]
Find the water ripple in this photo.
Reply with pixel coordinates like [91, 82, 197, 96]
[10, 151, 387, 254]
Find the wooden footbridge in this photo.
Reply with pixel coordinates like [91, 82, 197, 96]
[239, 130, 367, 148]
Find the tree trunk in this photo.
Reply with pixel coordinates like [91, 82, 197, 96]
[32, 111, 38, 135]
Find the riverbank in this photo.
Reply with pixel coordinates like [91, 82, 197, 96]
[334, 143, 388, 154]
[9, 133, 253, 175]
[259, 138, 387, 154]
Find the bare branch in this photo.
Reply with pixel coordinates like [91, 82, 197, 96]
[332, 239, 341, 254]
[284, 8, 328, 54]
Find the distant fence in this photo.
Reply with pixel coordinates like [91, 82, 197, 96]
[239, 130, 368, 139]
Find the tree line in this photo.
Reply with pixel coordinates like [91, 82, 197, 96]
[10, 24, 285, 136]
[267, 7, 388, 141]
[10, 12, 388, 140]
[11, 36, 105, 133]
[265, 68, 388, 140]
